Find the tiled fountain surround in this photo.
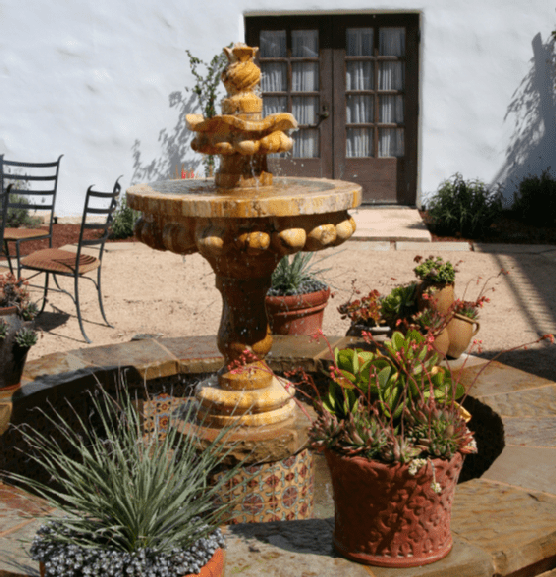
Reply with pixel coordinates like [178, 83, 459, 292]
[1, 334, 556, 577]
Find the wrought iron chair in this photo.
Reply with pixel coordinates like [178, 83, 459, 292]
[0, 155, 63, 274]
[18, 177, 122, 343]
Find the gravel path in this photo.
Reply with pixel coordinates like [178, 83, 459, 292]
[24, 241, 556, 380]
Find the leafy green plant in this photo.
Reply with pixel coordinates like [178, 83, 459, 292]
[14, 325, 38, 347]
[512, 169, 556, 226]
[309, 330, 472, 464]
[268, 252, 329, 296]
[413, 255, 456, 285]
[426, 173, 502, 237]
[6, 383, 248, 577]
[380, 283, 419, 327]
[185, 45, 231, 177]
[110, 196, 140, 240]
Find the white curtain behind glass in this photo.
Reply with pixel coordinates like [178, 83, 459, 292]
[378, 28, 405, 157]
[345, 28, 374, 158]
[260, 30, 286, 57]
[290, 30, 319, 158]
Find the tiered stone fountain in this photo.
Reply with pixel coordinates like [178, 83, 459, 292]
[127, 43, 361, 521]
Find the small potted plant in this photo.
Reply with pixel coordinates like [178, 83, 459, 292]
[413, 255, 457, 315]
[265, 252, 331, 335]
[0, 273, 38, 395]
[446, 299, 481, 359]
[338, 287, 389, 337]
[5, 384, 248, 577]
[307, 330, 476, 567]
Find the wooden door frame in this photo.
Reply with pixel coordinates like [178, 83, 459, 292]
[244, 12, 421, 205]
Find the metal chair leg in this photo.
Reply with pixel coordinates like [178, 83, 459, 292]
[38, 273, 50, 314]
[74, 273, 92, 344]
[96, 266, 112, 327]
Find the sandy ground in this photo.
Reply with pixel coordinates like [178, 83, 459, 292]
[23, 241, 556, 380]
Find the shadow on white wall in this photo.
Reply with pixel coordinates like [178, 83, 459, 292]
[494, 32, 556, 207]
[130, 91, 201, 185]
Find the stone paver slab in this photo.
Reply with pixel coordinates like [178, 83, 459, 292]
[478, 383, 556, 418]
[71, 339, 180, 380]
[156, 335, 223, 373]
[480, 446, 556, 496]
[451, 479, 556, 575]
[503, 417, 556, 447]
[458, 360, 555, 398]
[396, 241, 471, 251]
[267, 334, 344, 373]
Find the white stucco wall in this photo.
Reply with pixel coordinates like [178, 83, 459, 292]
[1, 0, 554, 214]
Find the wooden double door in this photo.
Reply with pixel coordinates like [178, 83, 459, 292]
[245, 13, 419, 205]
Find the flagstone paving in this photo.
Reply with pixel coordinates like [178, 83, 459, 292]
[1, 335, 555, 577]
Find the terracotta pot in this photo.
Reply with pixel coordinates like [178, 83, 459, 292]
[40, 547, 225, 577]
[325, 449, 464, 567]
[265, 286, 330, 335]
[447, 313, 480, 359]
[0, 306, 31, 395]
[417, 282, 455, 316]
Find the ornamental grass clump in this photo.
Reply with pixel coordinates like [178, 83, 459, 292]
[307, 330, 476, 468]
[5, 383, 248, 577]
[268, 252, 329, 296]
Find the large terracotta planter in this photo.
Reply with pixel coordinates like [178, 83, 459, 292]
[265, 286, 330, 335]
[325, 449, 464, 567]
[0, 306, 31, 395]
[40, 547, 225, 577]
[447, 313, 480, 359]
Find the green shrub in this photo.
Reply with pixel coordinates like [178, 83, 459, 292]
[512, 169, 556, 226]
[110, 196, 140, 239]
[426, 173, 502, 237]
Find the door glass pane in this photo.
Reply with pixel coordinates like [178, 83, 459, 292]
[292, 30, 319, 57]
[346, 128, 373, 157]
[378, 62, 404, 90]
[293, 129, 319, 158]
[261, 63, 287, 92]
[379, 28, 405, 56]
[346, 95, 373, 124]
[292, 62, 319, 92]
[379, 128, 404, 157]
[260, 30, 287, 57]
[292, 96, 318, 125]
[379, 95, 404, 123]
[346, 28, 373, 56]
[263, 96, 287, 116]
[346, 61, 373, 91]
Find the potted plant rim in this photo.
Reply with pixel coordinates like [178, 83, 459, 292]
[4, 383, 249, 577]
[308, 330, 476, 567]
[266, 252, 331, 335]
[0, 273, 38, 395]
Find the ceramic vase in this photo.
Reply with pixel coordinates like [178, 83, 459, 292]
[447, 313, 480, 359]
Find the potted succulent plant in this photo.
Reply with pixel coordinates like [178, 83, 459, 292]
[0, 273, 38, 395]
[308, 330, 476, 567]
[413, 255, 457, 315]
[265, 252, 331, 335]
[5, 384, 248, 577]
